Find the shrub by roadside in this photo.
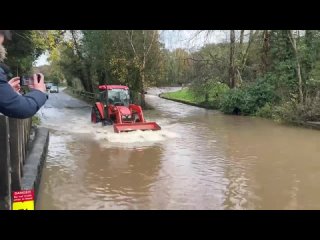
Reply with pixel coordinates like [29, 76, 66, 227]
[220, 80, 279, 115]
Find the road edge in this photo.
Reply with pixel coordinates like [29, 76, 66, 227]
[159, 93, 216, 110]
[21, 127, 49, 207]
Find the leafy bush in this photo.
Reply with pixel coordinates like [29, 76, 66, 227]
[274, 96, 320, 123]
[220, 80, 279, 115]
[219, 88, 246, 114]
[300, 97, 320, 121]
[207, 82, 229, 101]
[255, 103, 274, 119]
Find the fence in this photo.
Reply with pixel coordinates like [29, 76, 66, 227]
[70, 88, 98, 101]
[0, 116, 32, 210]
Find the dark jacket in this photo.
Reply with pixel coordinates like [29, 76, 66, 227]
[0, 66, 47, 119]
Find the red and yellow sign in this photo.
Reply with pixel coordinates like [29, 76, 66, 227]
[12, 190, 34, 210]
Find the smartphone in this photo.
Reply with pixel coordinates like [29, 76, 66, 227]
[20, 74, 41, 86]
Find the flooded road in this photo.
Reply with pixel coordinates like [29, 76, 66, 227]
[37, 87, 320, 210]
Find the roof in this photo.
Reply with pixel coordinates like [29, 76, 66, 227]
[98, 85, 129, 90]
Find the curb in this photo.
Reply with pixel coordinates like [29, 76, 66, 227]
[21, 127, 49, 205]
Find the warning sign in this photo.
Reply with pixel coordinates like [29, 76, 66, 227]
[12, 190, 35, 210]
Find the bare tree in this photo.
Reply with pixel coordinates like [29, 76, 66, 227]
[229, 30, 236, 88]
[240, 30, 245, 45]
[126, 30, 157, 107]
[288, 30, 304, 103]
[234, 30, 258, 85]
[240, 30, 256, 71]
[261, 30, 271, 74]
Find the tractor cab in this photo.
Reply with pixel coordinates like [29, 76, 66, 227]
[98, 85, 130, 107]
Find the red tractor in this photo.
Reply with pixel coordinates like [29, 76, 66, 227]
[91, 85, 161, 133]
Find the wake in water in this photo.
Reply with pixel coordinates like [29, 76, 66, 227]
[92, 121, 178, 148]
[40, 107, 179, 148]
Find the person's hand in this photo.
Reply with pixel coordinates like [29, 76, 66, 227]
[8, 77, 21, 92]
[30, 73, 46, 93]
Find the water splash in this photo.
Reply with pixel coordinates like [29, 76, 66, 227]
[40, 106, 179, 148]
[94, 125, 177, 142]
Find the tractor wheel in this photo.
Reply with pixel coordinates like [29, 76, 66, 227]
[102, 119, 113, 126]
[91, 106, 102, 123]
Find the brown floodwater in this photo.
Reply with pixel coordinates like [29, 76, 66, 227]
[36, 87, 320, 209]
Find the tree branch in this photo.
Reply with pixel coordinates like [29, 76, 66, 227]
[126, 30, 137, 57]
[146, 31, 157, 57]
[70, 30, 83, 60]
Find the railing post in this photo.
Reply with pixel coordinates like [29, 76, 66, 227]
[21, 120, 26, 164]
[0, 115, 11, 210]
[8, 118, 22, 191]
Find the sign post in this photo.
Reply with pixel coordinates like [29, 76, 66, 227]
[12, 190, 34, 210]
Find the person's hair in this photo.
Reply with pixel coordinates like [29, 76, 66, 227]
[0, 45, 7, 62]
[0, 30, 12, 40]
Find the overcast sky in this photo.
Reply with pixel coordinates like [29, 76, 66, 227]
[160, 30, 229, 50]
[34, 30, 229, 67]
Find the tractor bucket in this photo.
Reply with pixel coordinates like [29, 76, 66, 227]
[113, 122, 161, 133]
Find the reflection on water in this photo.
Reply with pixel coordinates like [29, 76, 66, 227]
[37, 89, 320, 209]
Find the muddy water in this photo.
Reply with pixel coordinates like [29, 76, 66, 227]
[37, 88, 320, 209]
